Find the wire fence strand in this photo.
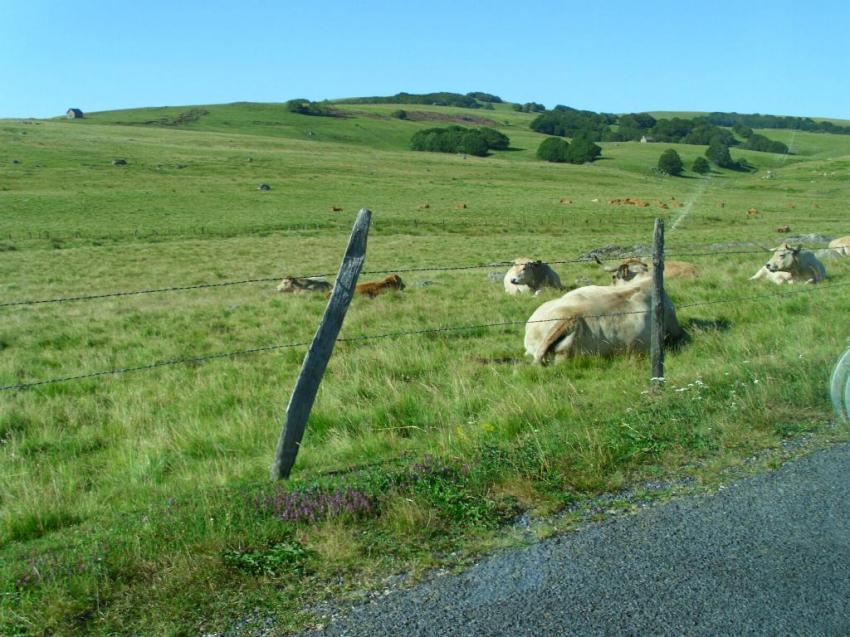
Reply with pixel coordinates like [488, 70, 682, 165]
[4, 281, 849, 393]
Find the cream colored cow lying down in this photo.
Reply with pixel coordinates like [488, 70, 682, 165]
[524, 273, 684, 364]
[504, 258, 564, 296]
[829, 235, 850, 256]
[750, 243, 826, 284]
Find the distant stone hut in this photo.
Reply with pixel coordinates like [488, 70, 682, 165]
[66, 108, 84, 119]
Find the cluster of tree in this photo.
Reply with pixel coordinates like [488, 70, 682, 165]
[706, 112, 850, 135]
[285, 99, 334, 117]
[617, 112, 657, 141]
[530, 106, 615, 139]
[467, 92, 503, 103]
[513, 102, 546, 113]
[536, 135, 602, 164]
[410, 126, 510, 156]
[335, 92, 482, 109]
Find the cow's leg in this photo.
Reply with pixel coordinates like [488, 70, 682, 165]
[534, 316, 578, 365]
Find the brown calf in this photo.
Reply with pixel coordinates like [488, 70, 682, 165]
[354, 274, 406, 298]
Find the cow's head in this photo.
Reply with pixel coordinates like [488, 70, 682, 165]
[510, 260, 544, 286]
[595, 256, 648, 284]
[387, 274, 406, 290]
[765, 243, 801, 272]
[276, 277, 295, 292]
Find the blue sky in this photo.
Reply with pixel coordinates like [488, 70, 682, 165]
[1, 0, 848, 119]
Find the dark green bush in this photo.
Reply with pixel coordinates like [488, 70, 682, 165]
[706, 136, 736, 168]
[566, 135, 602, 163]
[410, 126, 509, 157]
[692, 156, 711, 174]
[536, 137, 570, 162]
[657, 149, 684, 176]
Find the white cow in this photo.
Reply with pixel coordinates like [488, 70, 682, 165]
[504, 258, 564, 296]
[524, 274, 684, 364]
[829, 235, 850, 256]
[750, 243, 826, 284]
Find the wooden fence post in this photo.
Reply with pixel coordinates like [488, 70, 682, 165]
[271, 208, 372, 479]
[650, 218, 665, 389]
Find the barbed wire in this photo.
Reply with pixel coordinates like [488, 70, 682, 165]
[3, 245, 830, 310]
[3, 281, 848, 393]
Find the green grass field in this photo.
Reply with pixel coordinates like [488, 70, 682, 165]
[2, 101, 850, 635]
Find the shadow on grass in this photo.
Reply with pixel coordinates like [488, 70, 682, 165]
[686, 317, 732, 333]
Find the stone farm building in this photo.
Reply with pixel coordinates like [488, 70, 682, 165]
[66, 108, 84, 119]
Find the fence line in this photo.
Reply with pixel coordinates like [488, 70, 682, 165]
[0, 247, 820, 310]
[3, 281, 849, 393]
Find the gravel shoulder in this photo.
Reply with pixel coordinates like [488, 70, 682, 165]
[298, 441, 850, 636]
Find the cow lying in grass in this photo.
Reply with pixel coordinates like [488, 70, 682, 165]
[348, 274, 406, 298]
[524, 273, 684, 364]
[750, 243, 826, 284]
[594, 256, 699, 284]
[276, 277, 332, 294]
[829, 235, 850, 256]
[504, 258, 564, 296]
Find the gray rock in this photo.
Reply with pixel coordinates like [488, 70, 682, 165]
[785, 234, 833, 245]
[577, 244, 652, 261]
[815, 249, 843, 260]
[111, 159, 128, 166]
[257, 183, 271, 191]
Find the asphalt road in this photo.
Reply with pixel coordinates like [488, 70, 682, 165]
[301, 442, 850, 636]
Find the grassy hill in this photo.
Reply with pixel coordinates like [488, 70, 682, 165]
[2, 100, 850, 635]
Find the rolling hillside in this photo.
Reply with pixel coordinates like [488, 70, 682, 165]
[2, 98, 850, 636]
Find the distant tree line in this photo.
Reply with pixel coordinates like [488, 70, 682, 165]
[528, 107, 789, 155]
[410, 126, 510, 156]
[530, 106, 616, 138]
[334, 92, 488, 109]
[513, 102, 547, 113]
[706, 112, 850, 135]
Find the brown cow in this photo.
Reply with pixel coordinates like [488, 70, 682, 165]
[456, 203, 467, 209]
[418, 202, 430, 210]
[595, 256, 699, 283]
[747, 207, 759, 217]
[330, 206, 343, 212]
[559, 198, 572, 204]
[776, 225, 791, 233]
[354, 274, 406, 298]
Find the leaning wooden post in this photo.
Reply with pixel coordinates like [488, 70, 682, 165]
[650, 218, 665, 390]
[271, 208, 371, 479]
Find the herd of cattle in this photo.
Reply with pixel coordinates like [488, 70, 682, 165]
[275, 236, 850, 365]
